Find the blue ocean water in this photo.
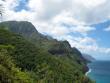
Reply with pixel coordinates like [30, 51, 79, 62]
[87, 61, 110, 83]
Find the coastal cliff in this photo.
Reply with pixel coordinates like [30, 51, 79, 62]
[0, 21, 95, 83]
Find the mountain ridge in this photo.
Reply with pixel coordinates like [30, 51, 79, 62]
[0, 21, 95, 83]
[0, 21, 88, 63]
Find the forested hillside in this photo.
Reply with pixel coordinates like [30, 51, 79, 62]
[0, 21, 95, 83]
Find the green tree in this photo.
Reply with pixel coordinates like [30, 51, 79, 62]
[0, 48, 34, 83]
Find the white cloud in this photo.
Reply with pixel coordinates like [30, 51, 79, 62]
[28, 0, 44, 14]
[0, 0, 4, 4]
[71, 26, 96, 36]
[104, 26, 110, 31]
[65, 35, 110, 55]
[74, 0, 106, 8]
[52, 11, 86, 25]
[26, 0, 110, 24]
[105, 48, 110, 54]
[2, 0, 110, 24]
[31, 10, 95, 37]
[3, 0, 19, 10]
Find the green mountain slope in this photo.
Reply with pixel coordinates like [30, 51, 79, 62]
[0, 22, 95, 83]
[0, 48, 33, 83]
[0, 21, 50, 46]
[0, 21, 86, 62]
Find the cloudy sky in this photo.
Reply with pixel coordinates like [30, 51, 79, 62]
[0, 0, 110, 60]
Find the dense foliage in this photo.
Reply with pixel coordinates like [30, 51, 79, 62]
[0, 47, 34, 83]
[0, 22, 95, 83]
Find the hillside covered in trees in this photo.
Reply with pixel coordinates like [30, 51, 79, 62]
[0, 21, 95, 83]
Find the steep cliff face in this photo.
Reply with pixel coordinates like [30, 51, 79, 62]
[0, 21, 86, 59]
[0, 21, 95, 83]
[0, 21, 59, 48]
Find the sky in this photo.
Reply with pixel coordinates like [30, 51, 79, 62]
[0, 0, 110, 60]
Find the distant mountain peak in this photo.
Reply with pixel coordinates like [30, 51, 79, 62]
[82, 53, 96, 62]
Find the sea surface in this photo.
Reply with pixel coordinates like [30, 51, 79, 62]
[87, 61, 110, 83]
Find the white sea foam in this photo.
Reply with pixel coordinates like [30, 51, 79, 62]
[86, 69, 92, 76]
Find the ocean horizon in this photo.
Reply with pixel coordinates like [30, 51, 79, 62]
[87, 61, 110, 83]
